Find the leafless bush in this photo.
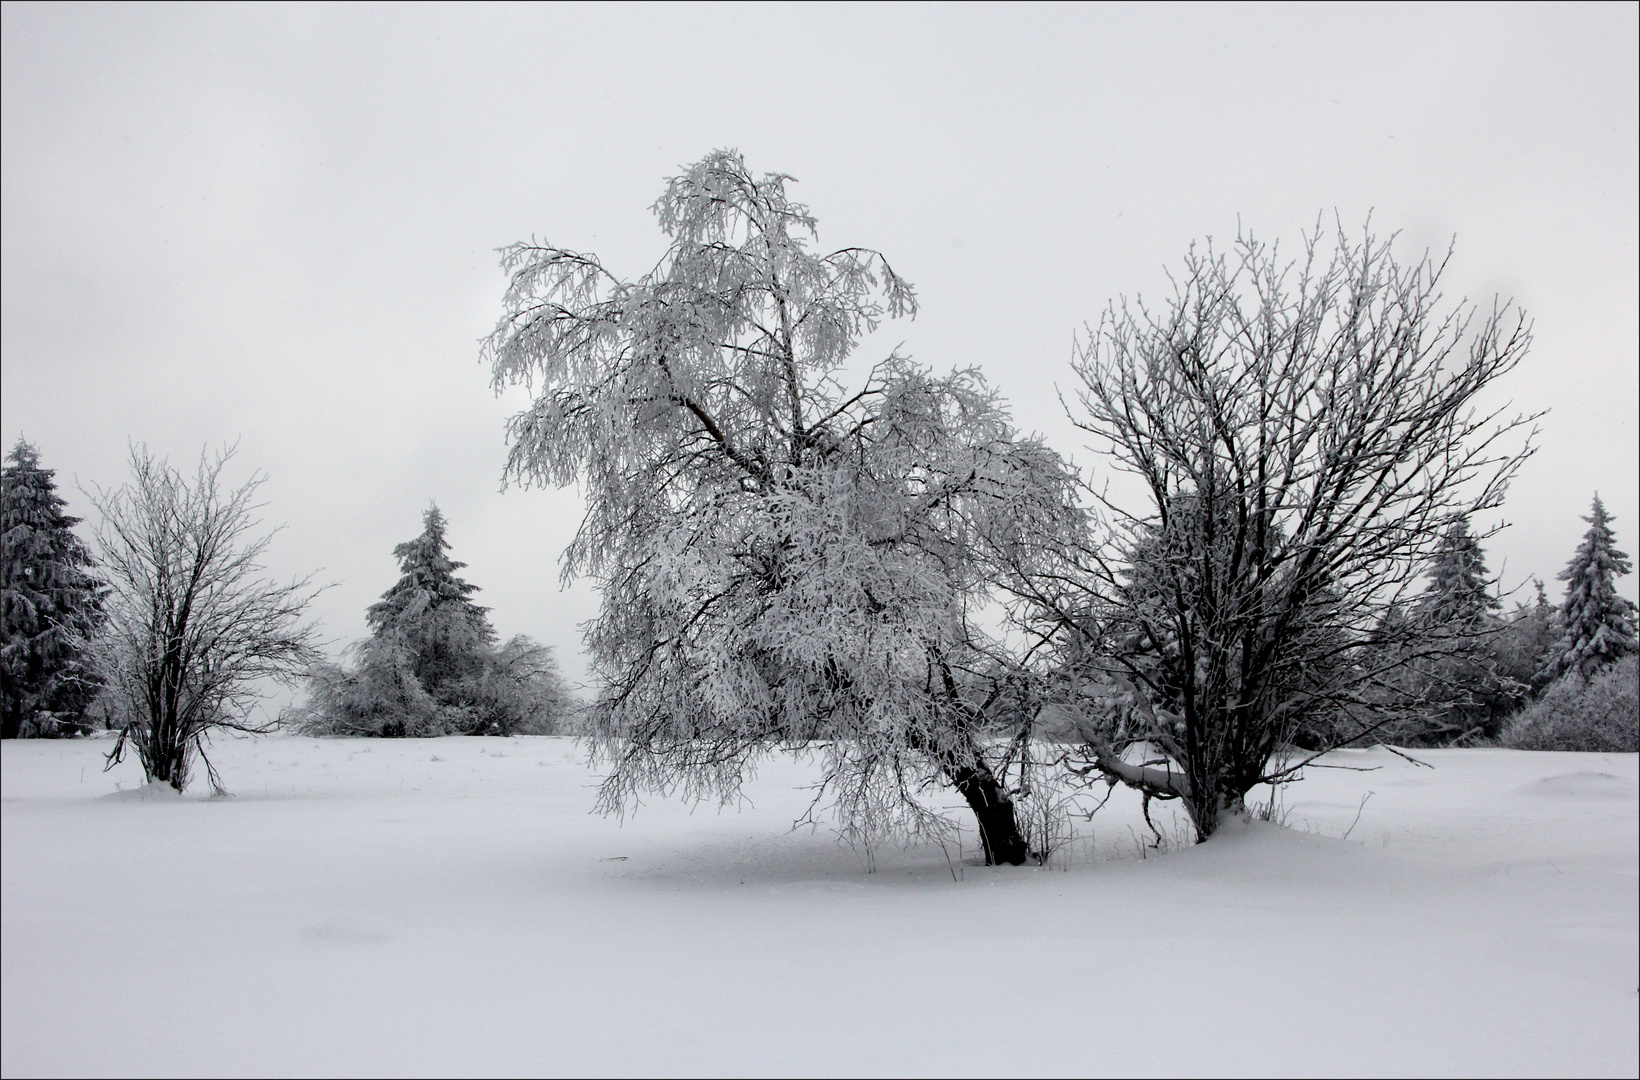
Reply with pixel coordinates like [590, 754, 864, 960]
[1013, 222, 1536, 840]
[87, 445, 320, 793]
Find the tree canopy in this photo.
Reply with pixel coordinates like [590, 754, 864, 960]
[367, 505, 491, 638]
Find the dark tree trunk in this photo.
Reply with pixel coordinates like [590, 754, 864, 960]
[946, 760, 1031, 866]
[141, 741, 189, 792]
[137, 704, 193, 792]
[1, 705, 19, 739]
[1184, 780, 1251, 842]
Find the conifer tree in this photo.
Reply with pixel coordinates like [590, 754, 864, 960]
[1544, 495, 1637, 681]
[1416, 516, 1498, 629]
[366, 505, 495, 696]
[1402, 516, 1512, 741]
[1499, 580, 1561, 695]
[293, 505, 569, 738]
[1, 439, 104, 738]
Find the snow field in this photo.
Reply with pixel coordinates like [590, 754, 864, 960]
[3, 737, 1636, 1078]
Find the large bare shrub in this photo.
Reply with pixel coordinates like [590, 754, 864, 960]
[89, 446, 320, 793]
[1016, 224, 1536, 840]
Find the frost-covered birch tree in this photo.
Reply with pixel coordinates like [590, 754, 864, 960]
[484, 150, 1079, 863]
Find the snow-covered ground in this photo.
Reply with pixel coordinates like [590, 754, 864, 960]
[2, 736, 1635, 1078]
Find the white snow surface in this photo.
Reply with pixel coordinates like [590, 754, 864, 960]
[3, 736, 1635, 1078]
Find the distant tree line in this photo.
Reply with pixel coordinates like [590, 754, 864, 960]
[1313, 499, 1637, 752]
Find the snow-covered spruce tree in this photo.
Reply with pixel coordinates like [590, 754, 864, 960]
[1, 438, 105, 738]
[484, 150, 1080, 864]
[1399, 517, 1515, 743]
[1017, 224, 1535, 841]
[293, 506, 570, 737]
[367, 505, 496, 700]
[1542, 495, 1637, 681]
[89, 445, 321, 792]
[1415, 517, 1498, 629]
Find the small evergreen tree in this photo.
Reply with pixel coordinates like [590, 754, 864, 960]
[293, 505, 570, 737]
[1543, 495, 1638, 681]
[1415, 516, 1498, 628]
[1, 439, 105, 738]
[366, 505, 496, 696]
[1400, 516, 1511, 742]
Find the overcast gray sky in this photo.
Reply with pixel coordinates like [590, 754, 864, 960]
[4, 2, 1636, 700]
